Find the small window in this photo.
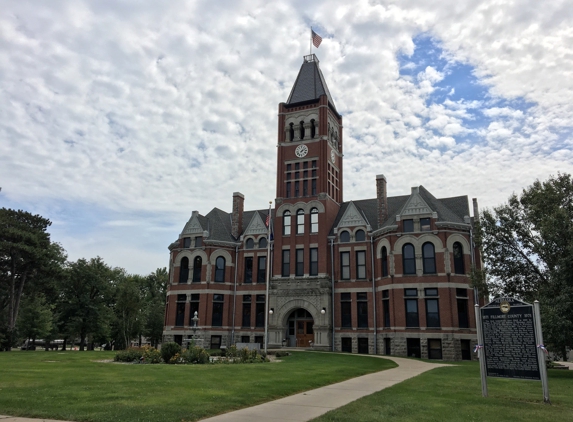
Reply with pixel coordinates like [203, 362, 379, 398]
[309, 248, 318, 276]
[425, 288, 438, 296]
[283, 211, 291, 235]
[405, 288, 418, 297]
[355, 230, 366, 241]
[259, 237, 267, 249]
[212, 295, 224, 327]
[456, 288, 468, 297]
[341, 293, 351, 327]
[296, 209, 304, 234]
[426, 299, 440, 328]
[195, 237, 203, 247]
[340, 231, 350, 243]
[420, 218, 431, 231]
[245, 238, 254, 249]
[405, 299, 419, 328]
[356, 251, 366, 279]
[183, 237, 191, 248]
[403, 219, 414, 232]
[340, 252, 350, 280]
[310, 208, 319, 233]
[257, 256, 266, 283]
[286, 182, 291, 198]
[282, 250, 290, 277]
[295, 248, 304, 276]
[215, 257, 225, 282]
[244, 257, 253, 283]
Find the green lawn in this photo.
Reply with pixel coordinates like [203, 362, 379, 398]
[0, 350, 396, 422]
[312, 361, 573, 422]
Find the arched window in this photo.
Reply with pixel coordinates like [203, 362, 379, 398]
[192, 256, 202, 282]
[259, 237, 267, 249]
[296, 209, 304, 234]
[453, 242, 465, 274]
[355, 229, 366, 241]
[340, 231, 350, 243]
[283, 211, 291, 235]
[179, 257, 189, 283]
[215, 256, 225, 282]
[310, 119, 316, 138]
[402, 244, 416, 275]
[310, 208, 319, 233]
[245, 238, 254, 249]
[423, 242, 436, 274]
[299, 121, 305, 140]
[289, 123, 294, 141]
[381, 246, 388, 277]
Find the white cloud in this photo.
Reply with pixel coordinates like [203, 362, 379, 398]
[1, 0, 572, 274]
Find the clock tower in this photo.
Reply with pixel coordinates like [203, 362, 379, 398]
[275, 54, 343, 206]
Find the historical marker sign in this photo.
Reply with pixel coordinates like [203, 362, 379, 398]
[481, 297, 540, 380]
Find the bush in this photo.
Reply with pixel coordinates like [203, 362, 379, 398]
[226, 345, 238, 358]
[181, 346, 210, 364]
[114, 347, 143, 362]
[161, 342, 182, 364]
[274, 351, 291, 358]
[141, 345, 162, 364]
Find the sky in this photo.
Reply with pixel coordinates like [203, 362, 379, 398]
[1, 0, 572, 275]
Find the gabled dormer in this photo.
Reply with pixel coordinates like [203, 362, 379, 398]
[243, 211, 268, 237]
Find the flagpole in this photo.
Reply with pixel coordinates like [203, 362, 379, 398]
[264, 201, 272, 354]
[310, 27, 312, 55]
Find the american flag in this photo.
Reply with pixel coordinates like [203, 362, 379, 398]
[311, 30, 322, 48]
[265, 212, 270, 227]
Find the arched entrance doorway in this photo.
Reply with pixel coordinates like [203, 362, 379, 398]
[287, 308, 314, 347]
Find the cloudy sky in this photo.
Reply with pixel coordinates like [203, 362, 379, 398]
[1, 0, 572, 275]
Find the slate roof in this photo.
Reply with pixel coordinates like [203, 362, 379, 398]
[286, 55, 336, 111]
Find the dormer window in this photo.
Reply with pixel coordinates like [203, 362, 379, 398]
[183, 237, 191, 248]
[355, 230, 366, 241]
[340, 231, 350, 243]
[403, 219, 414, 232]
[421, 218, 431, 231]
[195, 236, 203, 247]
[245, 238, 254, 249]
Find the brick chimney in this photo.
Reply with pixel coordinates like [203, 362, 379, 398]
[376, 174, 388, 229]
[231, 192, 245, 239]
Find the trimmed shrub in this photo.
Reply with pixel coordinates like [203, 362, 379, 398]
[114, 348, 143, 362]
[141, 345, 162, 364]
[181, 346, 210, 364]
[161, 342, 182, 364]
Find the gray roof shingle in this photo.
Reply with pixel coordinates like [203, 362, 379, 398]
[286, 55, 336, 111]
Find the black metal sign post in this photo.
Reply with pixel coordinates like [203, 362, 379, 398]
[477, 297, 550, 403]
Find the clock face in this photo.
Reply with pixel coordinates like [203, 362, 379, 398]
[331, 150, 335, 163]
[295, 144, 308, 158]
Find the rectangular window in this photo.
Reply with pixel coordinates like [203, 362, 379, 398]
[296, 248, 304, 276]
[241, 335, 250, 343]
[295, 162, 300, 170]
[303, 170, 308, 178]
[176, 294, 186, 327]
[428, 339, 442, 359]
[254, 336, 263, 347]
[194, 236, 203, 247]
[212, 294, 224, 327]
[341, 293, 352, 328]
[420, 218, 431, 231]
[303, 161, 308, 169]
[189, 294, 199, 326]
[405, 299, 419, 327]
[340, 251, 350, 280]
[183, 237, 191, 248]
[425, 299, 440, 328]
[242, 295, 251, 328]
[425, 288, 438, 297]
[456, 288, 468, 297]
[286, 182, 291, 198]
[282, 250, 290, 277]
[244, 257, 253, 284]
[295, 181, 299, 197]
[286, 172, 291, 180]
[457, 298, 469, 328]
[309, 248, 318, 276]
[356, 251, 366, 279]
[311, 179, 317, 195]
[382, 290, 390, 327]
[312, 160, 317, 168]
[407, 338, 421, 358]
[303, 180, 308, 196]
[341, 337, 352, 353]
[405, 288, 418, 297]
[256, 295, 265, 327]
[287, 163, 292, 171]
[210, 335, 222, 349]
[357, 292, 368, 328]
[295, 171, 300, 180]
[358, 338, 369, 354]
[403, 219, 414, 232]
[257, 256, 266, 284]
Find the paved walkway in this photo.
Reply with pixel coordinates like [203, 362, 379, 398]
[199, 355, 450, 422]
[0, 355, 449, 422]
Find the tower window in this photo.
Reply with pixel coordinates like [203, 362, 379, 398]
[303, 180, 308, 196]
[179, 257, 189, 284]
[453, 242, 465, 274]
[286, 182, 291, 198]
[295, 181, 299, 197]
[312, 179, 317, 195]
[310, 119, 316, 138]
[289, 123, 294, 141]
[299, 121, 305, 140]
[296, 209, 304, 234]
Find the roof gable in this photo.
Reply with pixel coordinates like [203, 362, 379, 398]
[243, 211, 268, 236]
[181, 212, 205, 235]
[337, 201, 368, 228]
[398, 187, 433, 217]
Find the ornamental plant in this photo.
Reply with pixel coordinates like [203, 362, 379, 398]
[161, 342, 181, 364]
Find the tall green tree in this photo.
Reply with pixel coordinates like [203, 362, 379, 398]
[0, 208, 66, 350]
[16, 293, 54, 348]
[142, 268, 168, 348]
[113, 273, 145, 350]
[59, 257, 118, 351]
[478, 173, 573, 358]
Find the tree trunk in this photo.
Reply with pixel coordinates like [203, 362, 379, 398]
[62, 338, 67, 351]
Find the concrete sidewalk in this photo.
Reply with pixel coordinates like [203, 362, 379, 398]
[199, 355, 450, 422]
[0, 355, 449, 422]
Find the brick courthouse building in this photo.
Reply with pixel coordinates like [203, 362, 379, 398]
[163, 54, 481, 360]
